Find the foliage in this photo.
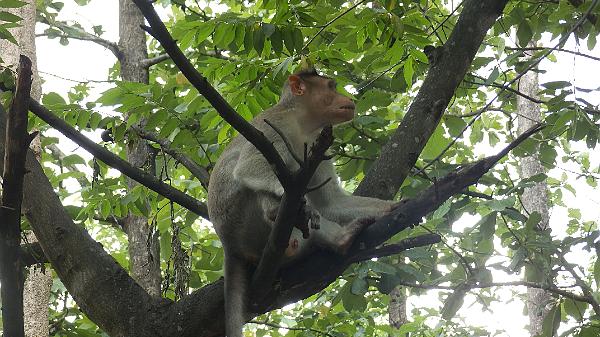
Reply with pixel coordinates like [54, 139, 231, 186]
[1, 0, 600, 336]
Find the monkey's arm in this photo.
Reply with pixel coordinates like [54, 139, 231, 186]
[307, 161, 396, 224]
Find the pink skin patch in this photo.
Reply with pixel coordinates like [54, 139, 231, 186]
[285, 238, 299, 257]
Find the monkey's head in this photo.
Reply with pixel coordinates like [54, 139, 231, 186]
[280, 69, 356, 127]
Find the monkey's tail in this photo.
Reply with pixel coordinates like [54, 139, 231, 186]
[224, 252, 247, 337]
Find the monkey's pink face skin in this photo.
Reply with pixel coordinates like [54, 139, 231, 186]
[302, 75, 356, 125]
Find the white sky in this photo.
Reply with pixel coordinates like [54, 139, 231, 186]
[33, 1, 600, 336]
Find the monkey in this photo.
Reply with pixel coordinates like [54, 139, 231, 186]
[207, 69, 397, 337]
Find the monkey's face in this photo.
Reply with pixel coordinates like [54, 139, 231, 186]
[290, 75, 356, 126]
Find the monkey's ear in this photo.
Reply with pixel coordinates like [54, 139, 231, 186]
[288, 75, 306, 96]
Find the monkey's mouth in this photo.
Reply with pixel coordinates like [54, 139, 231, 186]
[339, 104, 355, 112]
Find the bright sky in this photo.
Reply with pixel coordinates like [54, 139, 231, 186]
[33, 1, 600, 336]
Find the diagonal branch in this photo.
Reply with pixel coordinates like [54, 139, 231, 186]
[131, 125, 210, 189]
[355, 0, 510, 199]
[133, 0, 291, 185]
[26, 99, 209, 218]
[38, 20, 122, 59]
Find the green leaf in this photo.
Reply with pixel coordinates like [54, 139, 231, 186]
[42, 92, 66, 106]
[403, 57, 414, 87]
[351, 276, 368, 295]
[538, 304, 560, 337]
[253, 28, 265, 54]
[516, 21, 533, 47]
[0, 11, 21, 22]
[292, 27, 303, 52]
[594, 259, 600, 287]
[0, 0, 26, 8]
[441, 287, 466, 320]
[563, 298, 588, 321]
[0, 26, 17, 44]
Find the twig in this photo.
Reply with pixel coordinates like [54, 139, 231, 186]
[506, 46, 600, 62]
[302, 0, 369, 51]
[140, 54, 171, 68]
[393, 280, 590, 303]
[132, 126, 211, 189]
[349, 234, 441, 263]
[249, 320, 335, 337]
[38, 20, 121, 58]
[26, 99, 209, 218]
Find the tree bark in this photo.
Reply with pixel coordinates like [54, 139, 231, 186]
[516, 45, 552, 336]
[118, 0, 161, 297]
[0, 2, 52, 336]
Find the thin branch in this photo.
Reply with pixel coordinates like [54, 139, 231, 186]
[25, 99, 209, 218]
[394, 280, 591, 304]
[560, 255, 600, 316]
[140, 54, 171, 68]
[465, 78, 545, 104]
[349, 234, 441, 263]
[132, 126, 210, 189]
[38, 20, 121, 59]
[302, 0, 368, 51]
[133, 0, 291, 186]
[506, 46, 600, 62]
[39, 70, 114, 84]
[249, 320, 335, 337]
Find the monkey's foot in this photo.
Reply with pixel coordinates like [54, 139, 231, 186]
[335, 216, 377, 255]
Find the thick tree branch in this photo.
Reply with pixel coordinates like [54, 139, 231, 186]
[26, 99, 209, 218]
[133, 0, 291, 185]
[0, 55, 33, 337]
[132, 125, 210, 189]
[355, 0, 510, 199]
[0, 106, 161, 337]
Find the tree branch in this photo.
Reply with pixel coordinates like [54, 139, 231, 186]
[140, 54, 171, 68]
[506, 46, 600, 62]
[0, 55, 33, 337]
[394, 280, 591, 304]
[133, 0, 291, 186]
[26, 99, 209, 218]
[355, 0, 510, 199]
[132, 125, 210, 189]
[38, 20, 122, 59]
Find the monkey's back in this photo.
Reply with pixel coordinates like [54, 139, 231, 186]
[207, 110, 289, 262]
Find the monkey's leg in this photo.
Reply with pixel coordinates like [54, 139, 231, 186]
[312, 217, 376, 255]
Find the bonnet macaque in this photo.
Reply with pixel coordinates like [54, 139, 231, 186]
[207, 69, 396, 337]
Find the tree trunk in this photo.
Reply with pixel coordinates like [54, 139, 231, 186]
[118, 0, 161, 296]
[516, 44, 552, 336]
[0, 2, 51, 337]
